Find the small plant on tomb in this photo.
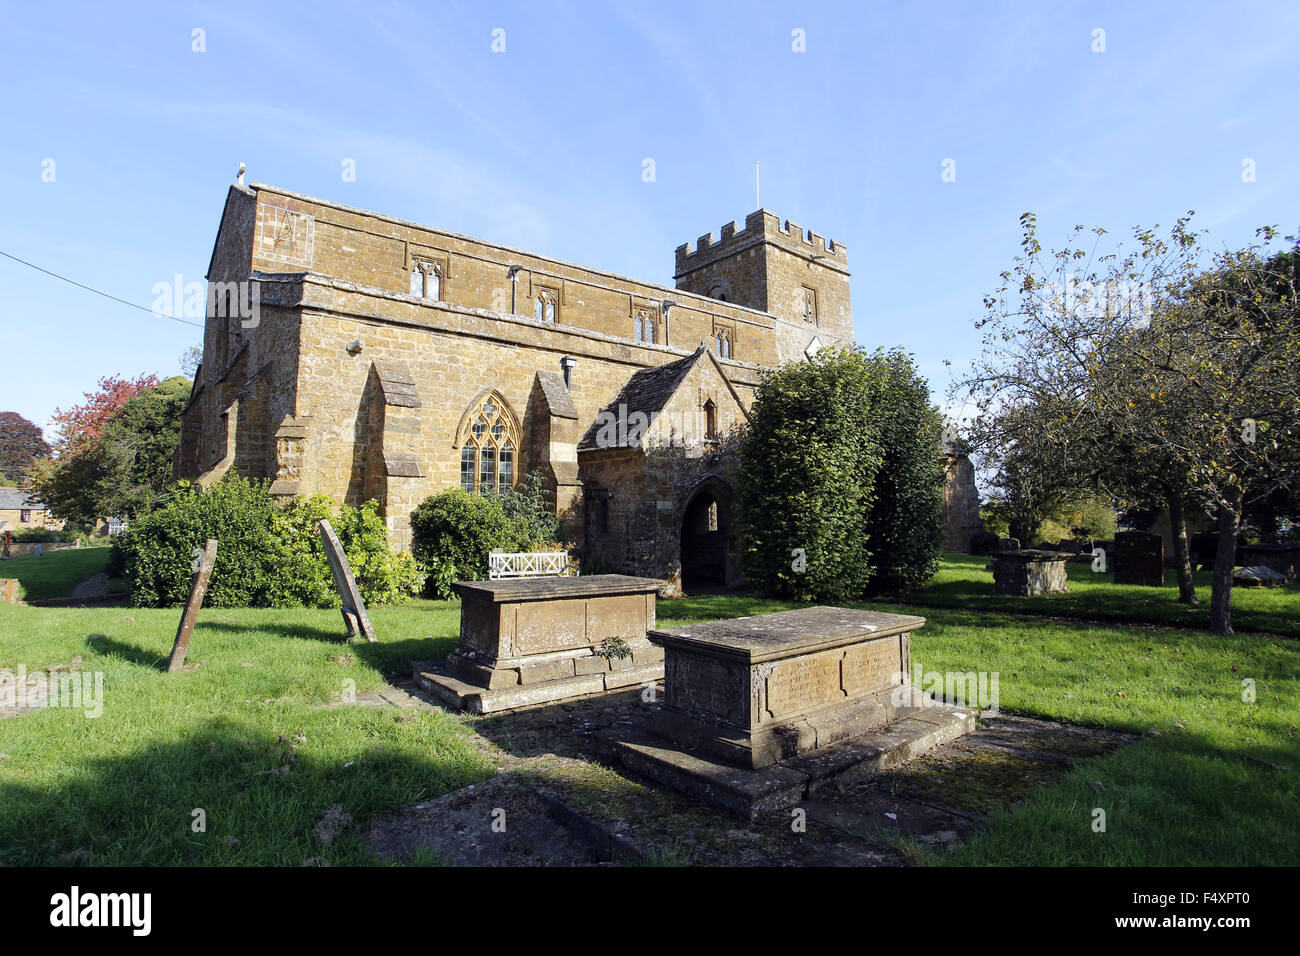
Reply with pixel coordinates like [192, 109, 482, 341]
[596, 636, 633, 661]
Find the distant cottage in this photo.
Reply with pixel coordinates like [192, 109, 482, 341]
[178, 181, 970, 592]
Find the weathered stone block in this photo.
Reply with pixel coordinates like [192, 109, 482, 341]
[992, 550, 1069, 596]
[647, 607, 921, 770]
[425, 574, 664, 711]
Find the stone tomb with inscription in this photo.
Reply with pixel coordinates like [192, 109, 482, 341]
[413, 574, 665, 714]
[600, 607, 976, 817]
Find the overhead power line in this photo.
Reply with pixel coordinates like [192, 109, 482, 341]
[0, 249, 205, 329]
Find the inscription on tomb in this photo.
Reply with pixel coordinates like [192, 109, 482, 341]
[840, 636, 904, 696]
[515, 598, 588, 655]
[764, 650, 842, 720]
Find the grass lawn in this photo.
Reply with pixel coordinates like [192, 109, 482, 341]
[0, 569, 1297, 865]
[904, 552, 1300, 637]
[664, 588, 1300, 865]
[0, 546, 127, 601]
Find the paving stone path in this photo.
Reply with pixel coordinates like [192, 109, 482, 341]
[353, 678, 1135, 866]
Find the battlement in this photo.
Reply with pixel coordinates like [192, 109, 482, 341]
[674, 209, 848, 277]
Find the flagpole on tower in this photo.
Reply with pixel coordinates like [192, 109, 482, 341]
[755, 161, 760, 209]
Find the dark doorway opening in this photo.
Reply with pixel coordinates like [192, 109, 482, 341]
[681, 488, 728, 592]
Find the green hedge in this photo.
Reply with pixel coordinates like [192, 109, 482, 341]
[110, 476, 421, 608]
[737, 346, 945, 600]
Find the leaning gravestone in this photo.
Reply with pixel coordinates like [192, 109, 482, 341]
[167, 538, 218, 673]
[1113, 530, 1165, 586]
[318, 519, 376, 642]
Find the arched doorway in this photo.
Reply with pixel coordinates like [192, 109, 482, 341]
[680, 480, 732, 593]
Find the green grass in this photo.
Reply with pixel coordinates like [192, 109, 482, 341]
[904, 552, 1300, 637]
[0, 546, 127, 601]
[659, 587, 1300, 865]
[2, 564, 1298, 866]
[0, 599, 492, 865]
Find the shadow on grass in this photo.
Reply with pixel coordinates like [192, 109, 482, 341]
[942, 727, 1300, 866]
[906, 557, 1300, 639]
[85, 634, 167, 670]
[0, 713, 492, 866]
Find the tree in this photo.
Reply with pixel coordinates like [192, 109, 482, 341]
[0, 412, 51, 483]
[955, 213, 1300, 633]
[33, 376, 190, 524]
[737, 346, 881, 601]
[96, 376, 193, 518]
[49, 373, 159, 454]
[859, 348, 946, 594]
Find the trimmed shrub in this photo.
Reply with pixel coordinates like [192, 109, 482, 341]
[409, 488, 530, 597]
[737, 346, 946, 600]
[737, 346, 882, 601]
[860, 348, 946, 594]
[111, 476, 421, 608]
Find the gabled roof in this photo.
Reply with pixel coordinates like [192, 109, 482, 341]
[578, 346, 747, 451]
[0, 488, 42, 510]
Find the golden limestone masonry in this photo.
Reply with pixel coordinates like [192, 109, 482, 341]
[177, 179, 872, 592]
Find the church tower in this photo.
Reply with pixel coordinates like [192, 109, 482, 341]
[673, 209, 853, 345]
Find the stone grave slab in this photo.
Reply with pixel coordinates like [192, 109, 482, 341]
[599, 606, 975, 817]
[414, 574, 665, 713]
[992, 549, 1070, 595]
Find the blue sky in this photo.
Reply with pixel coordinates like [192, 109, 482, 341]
[1, 0, 1296, 439]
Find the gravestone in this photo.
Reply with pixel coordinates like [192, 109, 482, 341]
[992, 550, 1070, 595]
[318, 519, 376, 641]
[600, 607, 975, 817]
[414, 574, 664, 713]
[1113, 530, 1165, 586]
[1236, 544, 1299, 582]
[167, 538, 218, 673]
[0, 579, 17, 604]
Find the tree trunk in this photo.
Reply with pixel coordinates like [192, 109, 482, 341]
[1209, 489, 1241, 635]
[1166, 490, 1198, 604]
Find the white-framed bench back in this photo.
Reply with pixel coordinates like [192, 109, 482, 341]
[488, 551, 570, 579]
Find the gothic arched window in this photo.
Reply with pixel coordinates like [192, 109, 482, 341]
[456, 391, 520, 495]
[714, 329, 732, 359]
[411, 260, 443, 300]
[534, 289, 558, 324]
[633, 309, 656, 343]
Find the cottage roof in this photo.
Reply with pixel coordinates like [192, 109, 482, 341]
[0, 488, 42, 510]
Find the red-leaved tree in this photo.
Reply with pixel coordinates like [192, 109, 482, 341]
[49, 374, 160, 454]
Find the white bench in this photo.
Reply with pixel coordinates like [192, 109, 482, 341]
[488, 551, 570, 580]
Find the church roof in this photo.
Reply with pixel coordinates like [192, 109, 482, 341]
[578, 348, 705, 451]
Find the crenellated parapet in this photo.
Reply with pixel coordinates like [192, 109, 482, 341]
[675, 209, 848, 280]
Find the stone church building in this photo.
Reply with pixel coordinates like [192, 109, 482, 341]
[178, 179, 961, 593]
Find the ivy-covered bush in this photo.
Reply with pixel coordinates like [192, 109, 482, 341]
[736, 346, 945, 600]
[494, 471, 562, 549]
[409, 488, 530, 598]
[110, 476, 421, 608]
